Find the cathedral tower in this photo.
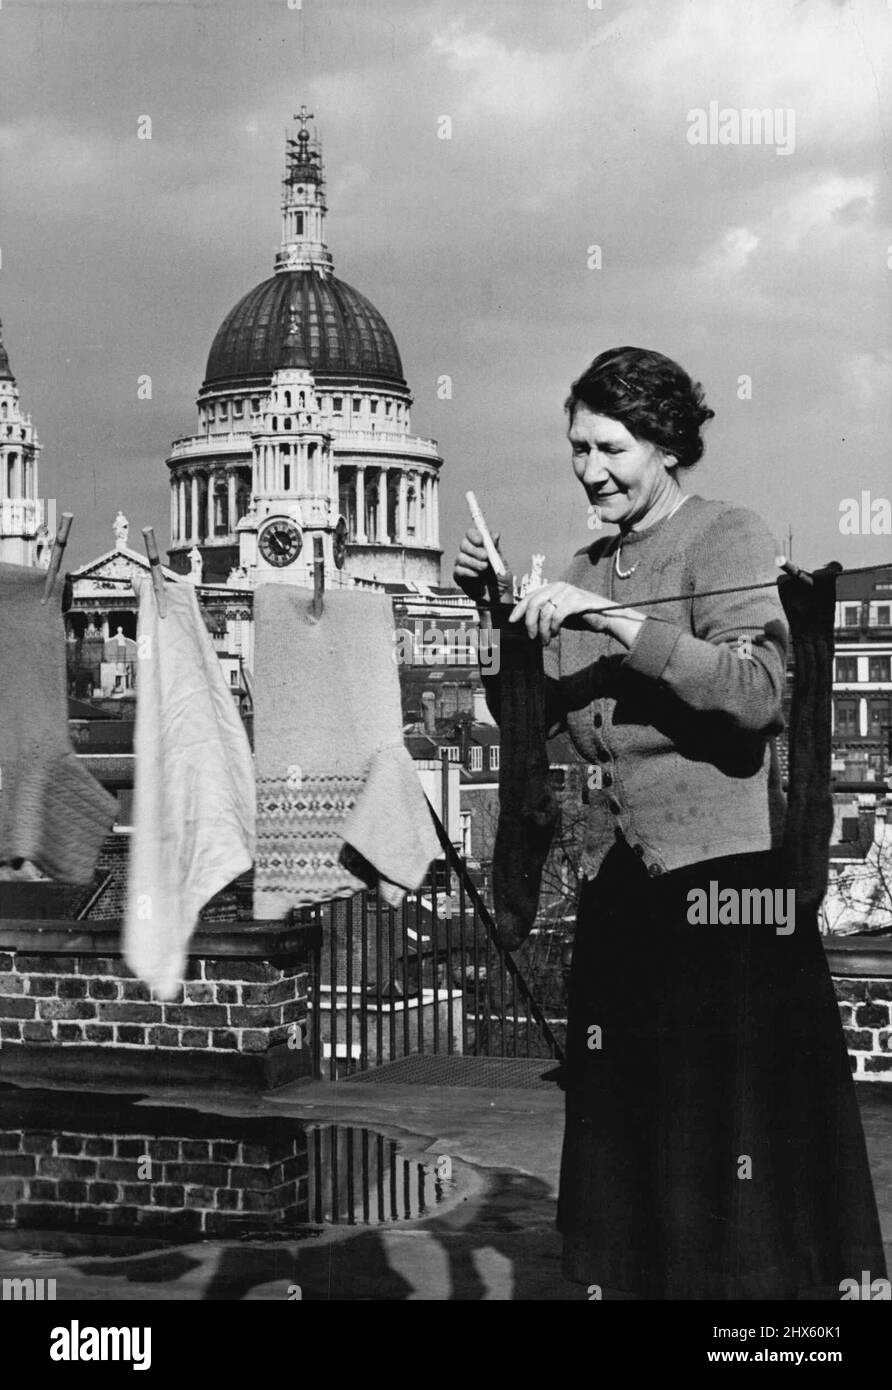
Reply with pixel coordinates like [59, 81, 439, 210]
[166, 108, 442, 588]
[0, 318, 50, 568]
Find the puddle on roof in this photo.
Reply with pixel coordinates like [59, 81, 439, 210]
[0, 1084, 455, 1249]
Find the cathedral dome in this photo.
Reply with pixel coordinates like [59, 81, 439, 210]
[202, 270, 406, 394]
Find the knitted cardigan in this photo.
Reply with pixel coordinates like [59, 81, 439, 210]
[483, 495, 789, 882]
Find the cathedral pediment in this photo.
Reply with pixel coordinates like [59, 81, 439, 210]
[72, 547, 179, 588]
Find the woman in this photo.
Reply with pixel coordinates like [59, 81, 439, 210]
[454, 346, 886, 1300]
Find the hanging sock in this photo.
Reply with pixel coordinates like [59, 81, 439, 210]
[0, 561, 117, 883]
[252, 586, 438, 919]
[124, 575, 255, 999]
[777, 562, 842, 912]
[488, 608, 560, 950]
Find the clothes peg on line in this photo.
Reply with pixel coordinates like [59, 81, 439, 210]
[40, 512, 74, 605]
[312, 534, 324, 618]
[239, 656, 255, 704]
[142, 526, 167, 617]
[776, 554, 814, 587]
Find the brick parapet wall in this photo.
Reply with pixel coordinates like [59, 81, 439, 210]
[0, 918, 320, 1089]
[0, 952, 307, 1054]
[835, 977, 892, 1080]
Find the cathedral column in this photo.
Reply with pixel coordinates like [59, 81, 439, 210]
[228, 470, 237, 533]
[422, 474, 432, 543]
[178, 478, 186, 541]
[170, 482, 176, 542]
[378, 467, 388, 542]
[355, 465, 367, 542]
[431, 477, 440, 548]
[397, 473, 408, 544]
[190, 474, 199, 542]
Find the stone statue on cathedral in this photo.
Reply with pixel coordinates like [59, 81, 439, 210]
[517, 553, 546, 599]
[187, 545, 204, 583]
[113, 511, 129, 550]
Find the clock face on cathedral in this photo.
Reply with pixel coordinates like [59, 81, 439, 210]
[259, 517, 303, 567]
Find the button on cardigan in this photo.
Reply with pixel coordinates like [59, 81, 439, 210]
[483, 495, 788, 880]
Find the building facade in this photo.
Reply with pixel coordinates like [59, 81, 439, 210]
[832, 563, 892, 784]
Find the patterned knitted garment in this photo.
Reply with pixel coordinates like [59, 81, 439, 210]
[0, 562, 117, 883]
[777, 563, 842, 912]
[252, 586, 438, 919]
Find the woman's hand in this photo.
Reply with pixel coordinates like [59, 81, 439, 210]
[510, 582, 647, 649]
[453, 525, 514, 602]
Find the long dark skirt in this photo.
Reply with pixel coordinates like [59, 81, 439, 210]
[557, 837, 887, 1299]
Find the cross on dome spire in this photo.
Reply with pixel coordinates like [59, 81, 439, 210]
[276, 104, 333, 275]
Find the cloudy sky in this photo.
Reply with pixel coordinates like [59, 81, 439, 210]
[2, 0, 890, 578]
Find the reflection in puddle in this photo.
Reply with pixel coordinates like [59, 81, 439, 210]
[0, 1086, 451, 1246]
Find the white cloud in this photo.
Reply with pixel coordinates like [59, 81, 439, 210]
[699, 226, 761, 278]
[844, 350, 892, 409]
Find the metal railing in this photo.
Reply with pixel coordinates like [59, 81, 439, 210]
[301, 803, 564, 1080]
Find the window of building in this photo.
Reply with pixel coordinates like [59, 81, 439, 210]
[835, 701, 857, 732]
[284, 418, 292, 431]
[868, 656, 891, 682]
[296, 212, 304, 236]
[459, 810, 472, 858]
[469, 745, 483, 772]
[385, 401, 392, 416]
[835, 656, 858, 682]
[369, 399, 378, 415]
[489, 745, 500, 772]
[207, 404, 215, 420]
[876, 605, 892, 626]
[353, 397, 362, 413]
[230, 669, 239, 687]
[332, 396, 343, 414]
[441, 745, 460, 762]
[842, 605, 860, 627]
[868, 700, 891, 733]
[219, 402, 228, 419]
[283, 464, 291, 490]
[233, 399, 243, 417]
[251, 398, 260, 413]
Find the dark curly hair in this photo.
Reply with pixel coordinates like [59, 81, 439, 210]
[565, 346, 715, 469]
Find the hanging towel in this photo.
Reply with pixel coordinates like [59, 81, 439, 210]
[777, 562, 842, 912]
[0, 561, 117, 883]
[253, 586, 438, 919]
[124, 575, 255, 999]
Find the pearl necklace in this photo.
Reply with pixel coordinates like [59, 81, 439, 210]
[614, 494, 689, 579]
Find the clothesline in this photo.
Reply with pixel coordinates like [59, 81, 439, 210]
[478, 560, 889, 618]
[63, 558, 889, 617]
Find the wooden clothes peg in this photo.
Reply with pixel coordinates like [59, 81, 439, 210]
[40, 512, 74, 605]
[142, 526, 167, 617]
[312, 534, 324, 618]
[776, 554, 814, 587]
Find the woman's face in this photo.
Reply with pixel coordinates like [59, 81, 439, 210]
[568, 405, 677, 529]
